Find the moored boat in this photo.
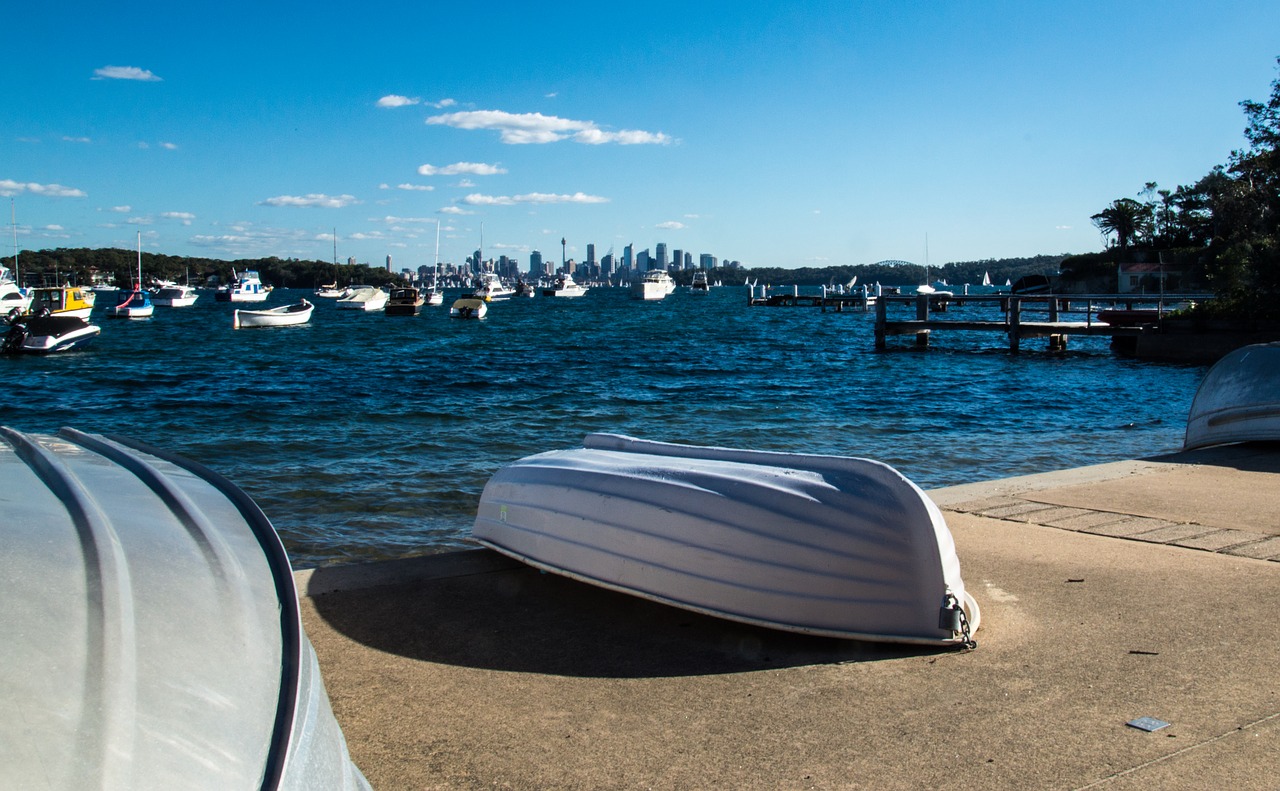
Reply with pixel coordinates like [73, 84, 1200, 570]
[152, 281, 199, 307]
[472, 272, 515, 302]
[631, 269, 676, 300]
[449, 296, 488, 318]
[215, 270, 270, 302]
[385, 286, 425, 315]
[473, 433, 980, 646]
[542, 273, 588, 298]
[690, 271, 710, 293]
[25, 285, 95, 318]
[2, 311, 101, 354]
[105, 287, 154, 319]
[335, 286, 388, 311]
[1184, 341, 1280, 450]
[0, 426, 370, 790]
[234, 298, 314, 329]
[0, 265, 31, 315]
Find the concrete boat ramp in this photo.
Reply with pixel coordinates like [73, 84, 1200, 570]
[298, 443, 1280, 790]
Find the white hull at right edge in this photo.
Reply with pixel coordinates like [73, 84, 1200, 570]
[473, 433, 979, 647]
[1185, 341, 1280, 450]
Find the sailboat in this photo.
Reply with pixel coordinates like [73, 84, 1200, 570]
[915, 235, 952, 297]
[315, 230, 348, 297]
[981, 271, 992, 287]
[424, 220, 445, 306]
[106, 233, 154, 318]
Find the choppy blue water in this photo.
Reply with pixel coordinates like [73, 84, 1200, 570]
[3, 286, 1207, 567]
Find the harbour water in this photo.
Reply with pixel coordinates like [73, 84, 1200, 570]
[3, 285, 1207, 567]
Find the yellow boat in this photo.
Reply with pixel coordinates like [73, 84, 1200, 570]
[26, 286, 96, 319]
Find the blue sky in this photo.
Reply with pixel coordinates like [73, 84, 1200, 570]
[5, 1, 1277, 270]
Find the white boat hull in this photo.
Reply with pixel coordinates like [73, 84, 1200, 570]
[335, 287, 388, 311]
[3, 315, 101, 354]
[234, 299, 314, 328]
[0, 427, 370, 790]
[474, 434, 979, 646]
[1185, 341, 1280, 450]
[449, 297, 488, 318]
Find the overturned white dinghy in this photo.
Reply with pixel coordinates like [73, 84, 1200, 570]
[1185, 341, 1280, 451]
[0, 426, 369, 791]
[473, 434, 979, 646]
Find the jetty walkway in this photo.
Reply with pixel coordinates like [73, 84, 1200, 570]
[297, 442, 1280, 790]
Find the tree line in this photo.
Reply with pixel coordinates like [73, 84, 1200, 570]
[1078, 57, 1280, 318]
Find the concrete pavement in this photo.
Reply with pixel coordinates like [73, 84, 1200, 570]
[296, 442, 1280, 790]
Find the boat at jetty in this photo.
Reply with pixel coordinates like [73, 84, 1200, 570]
[335, 286, 388, 311]
[25, 286, 95, 319]
[1184, 342, 1280, 450]
[473, 433, 980, 646]
[0, 426, 370, 790]
[2, 312, 101, 354]
[631, 269, 676, 300]
[385, 286, 425, 315]
[315, 283, 348, 298]
[542, 273, 588, 298]
[449, 296, 488, 318]
[233, 298, 314, 329]
[216, 270, 270, 302]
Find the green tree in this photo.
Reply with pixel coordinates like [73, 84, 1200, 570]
[1090, 198, 1153, 256]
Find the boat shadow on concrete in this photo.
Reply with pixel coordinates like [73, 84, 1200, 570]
[303, 549, 951, 679]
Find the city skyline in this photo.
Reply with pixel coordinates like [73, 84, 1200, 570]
[5, 1, 1277, 269]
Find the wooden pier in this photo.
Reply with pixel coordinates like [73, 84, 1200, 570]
[873, 294, 1209, 352]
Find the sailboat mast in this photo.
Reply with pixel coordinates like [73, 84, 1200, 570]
[11, 198, 18, 285]
[433, 220, 441, 270]
[136, 232, 142, 288]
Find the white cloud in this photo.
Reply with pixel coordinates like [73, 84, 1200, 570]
[41, 224, 65, 231]
[110, 205, 131, 213]
[62, 136, 91, 144]
[137, 142, 150, 149]
[160, 142, 178, 150]
[462, 192, 609, 206]
[377, 94, 420, 108]
[259, 193, 359, 208]
[456, 179, 476, 188]
[349, 231, 387, 240]
[655, 221, 685, 230]
[427, 98, 456, 109]
[683, 214, 701, 219]
[377, 215, 435, 224]
[93, 65, 161, 81]
[1056, 225, 1073, 230]
[395, 183, 434, 191]
[438, 206, 473, 215]
[161, 211, 196, 225]
[0, 180, 87, 198]
[426, 109, 670, 145]
[126, 216, 153, 225]
[417, 161, 507, 176]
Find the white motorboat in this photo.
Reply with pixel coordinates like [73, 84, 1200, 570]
[152, 281, 199, 307]
[0, 426, 370, 790]
[542, 273, 588, 298]
[216, 270, 270, 302]
[690, 271, 710, 293]
[472, 272, 515, 302]
[631, 269, 676, 301]
[514, 279, 536, 298]
[0, 265, 31, 315]
[234, 298, 314, 328]
[335, 286, 388, 311]
[473, 433, 980, 647]
[2, 312, 101, 354]
[449, 296, 488, 318]
[1184, 341, 1280, 450]
[315, 283, 348, 298]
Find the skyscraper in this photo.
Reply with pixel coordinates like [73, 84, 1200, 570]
[530, 250, 543, 275]
[587, 243, 596, 266]
[655, 242, 668, 269]
[623, 243, 633, 272]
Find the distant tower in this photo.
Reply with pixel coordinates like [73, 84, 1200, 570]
[656, 242, 668, 269]
[530, 250, 543, 276]
[623, 243, 633, 271]
[672, 249, 683, 271]
[587, 243, 596, 266]
[386, 254, 393, 272]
